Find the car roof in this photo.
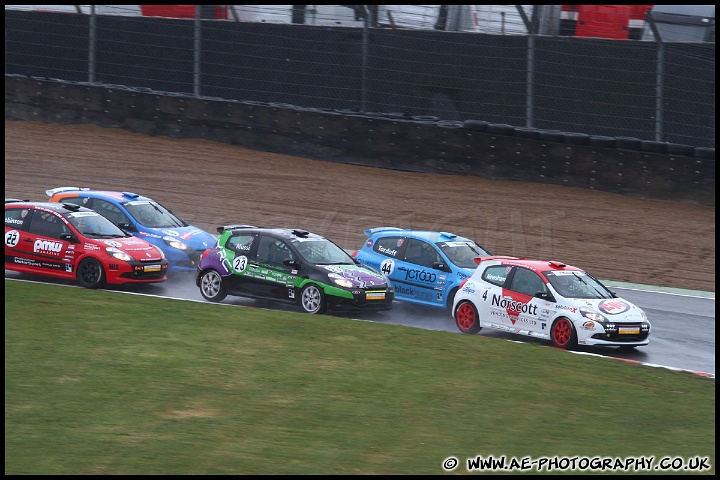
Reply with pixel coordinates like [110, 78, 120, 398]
[46, 187, 153, 202]
[480, 256, 584, 273]
[217, 224, 324, 241]
[365, 227, 471, 242]
[5, 201, 95, 214]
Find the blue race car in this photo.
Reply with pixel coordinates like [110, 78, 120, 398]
[46, 187, 216, 274]
[351, 227, 491, 309]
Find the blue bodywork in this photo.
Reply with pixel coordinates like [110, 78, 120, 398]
[46, 187, 216, 273]
[352, 227, 491, 309]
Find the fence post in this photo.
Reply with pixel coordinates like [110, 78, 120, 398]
[517, 6, 535, 128]
[647, 11, 665, 142]
[194, 5, 202, 97]
[88, 5, 96, 83]
[361, 5, 370, 113]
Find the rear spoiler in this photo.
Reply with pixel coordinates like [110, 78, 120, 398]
[217, 224, 258, 233]
[474, 255, 523, 265]
[363, 226, 404, 236]
[45, 186, 89, 196]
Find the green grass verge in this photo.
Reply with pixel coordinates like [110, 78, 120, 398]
[5, 280, 715, 474]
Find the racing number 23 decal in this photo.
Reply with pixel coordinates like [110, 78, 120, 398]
[233, 255, 248, 272]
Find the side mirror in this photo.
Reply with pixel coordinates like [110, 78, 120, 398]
[535, 291, 555, 302]
[283, 259, 301, 269]
[118, 221, 137, 232]
[60, 232, 79, 243]
[431, 261, 452, 273]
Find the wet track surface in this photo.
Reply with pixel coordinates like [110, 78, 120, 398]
[5, 271, 715, 377]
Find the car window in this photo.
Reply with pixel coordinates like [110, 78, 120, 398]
[509, 267, 547, 296]
[293, 238, 352, 265]
[93, 199, 130, 226]
[65, 211, 126, 237]
[123, 200, 184, 228]
[438, 240, 490, 269]
[226, 234, 255, 254]
[481, 265, 511, 287]
[256, 236, 294, 265]
[27, 210, 70, 239]
[5, 207, 28, 230]
[372, 236, 405, 259]
[403, 238, 440, 268]
[545, 271, 613, 299]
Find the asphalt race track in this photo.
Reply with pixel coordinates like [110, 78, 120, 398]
[5, 271, 715, 378]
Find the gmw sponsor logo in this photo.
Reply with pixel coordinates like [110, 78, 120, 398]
[492, 294, 538, 315]
[34, 239, 63, 253]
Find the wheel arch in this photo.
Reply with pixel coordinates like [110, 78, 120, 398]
[446, 285, 460, 310]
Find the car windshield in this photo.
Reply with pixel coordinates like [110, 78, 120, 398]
[65, 211, 127, 238]
[122, 200, 186, 228]
[438, 241, 491, 269]
[293, 238, 354, 265]
[545, 271, 614, 299]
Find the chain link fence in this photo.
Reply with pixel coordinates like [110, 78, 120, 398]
[4, 6, 715, 148]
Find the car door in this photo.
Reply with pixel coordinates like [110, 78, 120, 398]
[502, 266, 546, 334]
[7, 207, 75, 278]
[394, 238, 447, 306]
[5, 206, 31, 270]
[89, 198, 132, 228]
[245, 235, 298, 301]
[221, 232, 258, 294]
[475, 263, 512, 330]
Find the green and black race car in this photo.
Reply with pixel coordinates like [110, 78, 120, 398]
[196, 225, 394, 314]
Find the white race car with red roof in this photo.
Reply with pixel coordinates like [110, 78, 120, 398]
[452, 256, 650, 350]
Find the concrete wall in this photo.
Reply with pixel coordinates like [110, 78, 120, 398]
[5, 75, 715, 206]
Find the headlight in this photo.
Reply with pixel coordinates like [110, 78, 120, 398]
[106, 246, 133, 262]
[641, 310, 649, 324]
[329, 272, 353, 289]
[163, 236, 191, 251]
[580, 308, 608, 323]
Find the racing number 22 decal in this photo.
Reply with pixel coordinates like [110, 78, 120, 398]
[5, 230, 20, 247]
[233, 255, 248, 273]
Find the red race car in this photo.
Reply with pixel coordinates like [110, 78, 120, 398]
[5, 200, 168, 288]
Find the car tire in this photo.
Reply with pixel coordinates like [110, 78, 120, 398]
[199, 269, 227, 302]
[454, 300, 481, 334]
[76, 257, 105, 289]
[550, 317, 577, 349]
[300, 283, 326, 314]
